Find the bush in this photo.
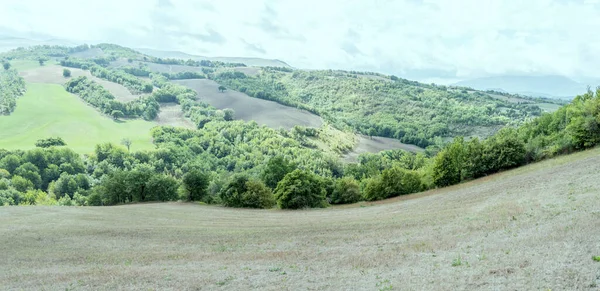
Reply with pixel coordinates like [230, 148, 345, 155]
[274, 169, 327, 209]
[329, 177, 361, 204]
[146, 174, 179, 201]
[182, 169, 210, 201]
[63, 68, 71, 78]
[242, 180, 276, 209]
[35, 137, 67, 148]
[363, 167, 424, 201]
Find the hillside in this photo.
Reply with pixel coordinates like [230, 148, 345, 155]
[1, 147, 598, 290]
[136, 47, 291, 68]
[455, 75, 586, 99]
[213, 69, 549, 147]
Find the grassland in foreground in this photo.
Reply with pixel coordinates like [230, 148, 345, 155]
[0, 83, 156, 154]
[1, 148, 599, 290]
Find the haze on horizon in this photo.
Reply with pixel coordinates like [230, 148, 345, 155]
[1, 0, 599, 84]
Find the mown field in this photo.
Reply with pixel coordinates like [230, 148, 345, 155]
[0, 83, 156, 154]
[1, 148, 599, 290]
[174, 79, 323, 130]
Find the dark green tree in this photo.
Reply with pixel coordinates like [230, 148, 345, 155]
[274, 169, 326, 209]
[182, 169, 210, 201]
[261, 156, 296, 189]
[63, 68, 71, 78]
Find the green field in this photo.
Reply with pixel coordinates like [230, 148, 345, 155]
[0, 83, 156, 154]
[10, 60, 57, 71]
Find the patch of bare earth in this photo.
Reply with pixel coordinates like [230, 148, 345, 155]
[173, 79, 323, 130]
[342, 134, 425, 162]
[156, 102, 195, 129]
[2, 148, 599, 290]
[19, 65, 142, 102]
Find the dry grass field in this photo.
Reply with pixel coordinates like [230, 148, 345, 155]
[174, 79, 323, 130]
[1, 148, 599, 290]
[343, 135, 425, 162]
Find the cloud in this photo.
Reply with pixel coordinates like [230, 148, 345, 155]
[1, 0, 600, 81]
[242, 39, 266, 54]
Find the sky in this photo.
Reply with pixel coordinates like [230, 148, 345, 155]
[1, 0, 599, 83]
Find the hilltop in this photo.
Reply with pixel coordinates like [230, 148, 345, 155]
[454, 75, 586, 99]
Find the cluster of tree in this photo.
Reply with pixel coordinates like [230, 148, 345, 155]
[150, 57, 246, 68]
[0, 68, 26, 115]
[61, 58, 153, 94]
[0, 147, 89, 206]
[65, 76, 159, 120]
[212, 68, 545, 147]
[2, 87, 599, 208]
[35, 137, 67, 148]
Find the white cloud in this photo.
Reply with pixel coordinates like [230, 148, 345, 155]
[1, 0, 599, 80]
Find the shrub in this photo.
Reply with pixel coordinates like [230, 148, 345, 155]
[63, 68, 71, 78]
[330, 177, 361, 204]
[242, 180, 276, 209]
[182, 169, 210, 201]
[146, 174, 180, 201]
[363, 167, 424, 201]
[274, 169, 327, 209]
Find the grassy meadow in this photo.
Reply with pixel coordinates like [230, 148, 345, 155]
[1, 147, 599, 290]
[0, 83, 156, 154]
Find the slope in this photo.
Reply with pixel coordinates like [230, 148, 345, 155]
[455, 75, 586, 99]
[0, 83, 155, 153]
[1, 147, 598, 290]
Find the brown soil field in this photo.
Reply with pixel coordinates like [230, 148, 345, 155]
[19, 65, 142, 102]
[156, 102, 195, 129]
[342, 135, 425, 162]
[1, 148, 599, 290]
[173, 79, 323, 130]
[70, 48, 105, 59]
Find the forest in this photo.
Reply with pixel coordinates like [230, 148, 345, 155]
[0, 44, 597, 209]
[212, 68, 546, 147]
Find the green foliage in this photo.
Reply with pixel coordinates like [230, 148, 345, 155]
[145, 174, 180, 201]
[63, 68, 71, 78]
[329, 177, 361, 204]
[65, 76, 159, 120]
[220, 175, 275, 209]
[11, 175, 34, 193]
[35, 137, 67, 148]
[261, 156, 296, 189]
[274, 169, 327, 209]
[363, 167, 424, 201]
[182, 169, 210, 201]
[0, 68, 26, 115]
[2, 62, 10, 70]
[432, 138, 466, 187]
[214, 68, 543, 147]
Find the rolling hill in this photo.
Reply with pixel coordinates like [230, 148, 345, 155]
[1, 147, 598, 290]
[454, 75, 586, 99]
[136, 47, 291, 68]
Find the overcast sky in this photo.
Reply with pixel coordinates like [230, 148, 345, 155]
[1, 0, 599, 82]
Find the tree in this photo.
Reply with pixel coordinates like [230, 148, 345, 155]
[329, 177, 361, 204]
[11, 175, 34, 193]
[121, 138, 132, 151]
[35, 137, 66, 148]
[261, 156, 296, 189]
[432, 137, 466, 187]
[242, 180, 276, 209]
[223, 108, 235, 121]
[146, 174, 179, 201]
[274, 169, 327, 209]
[2, 62, 10, 70]
[363, 166, 424, 201]
[182, 169, 210, 201]
[63, 68, 71, 78]
[38, 57, 47, 66]
[111, 110, 124, 120]
[218, 85, 227, 93]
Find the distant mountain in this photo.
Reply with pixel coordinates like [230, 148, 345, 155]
[136, 48, 291, 68]
[454, 75, 588, 100]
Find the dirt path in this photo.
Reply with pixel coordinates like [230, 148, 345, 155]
[1, 148, 599, 290]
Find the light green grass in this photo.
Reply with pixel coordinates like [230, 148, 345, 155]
[10, 60, 57, 71]
[0, 83, 156, 154]
[534, 102, 562, 113]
